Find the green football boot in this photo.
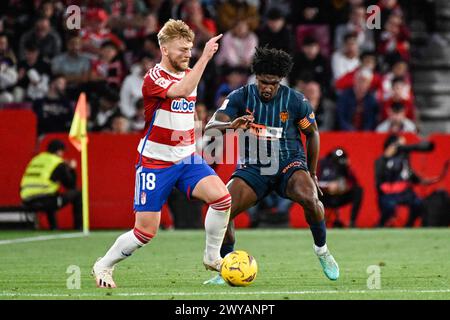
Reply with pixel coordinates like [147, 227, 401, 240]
[203, 274, 226, 285]
[317, 250, 340, 281]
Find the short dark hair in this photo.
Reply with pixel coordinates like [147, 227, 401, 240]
[392, 76, 406, 86]
[251, 46, 293, 77]
[266, 7, 284, 20]
[391, 102, 405, 113]
[343, 32, 358, 43]
[47, 139, 66, 153]
[360, 50, 376, 60]
[302, 36, 318, 46]
[24, 41, 39, 52]
[101, 41, 118, 50]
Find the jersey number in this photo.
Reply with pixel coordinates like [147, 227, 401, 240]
[140, 173, 156, 191]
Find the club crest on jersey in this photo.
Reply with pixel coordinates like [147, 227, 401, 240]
[279, 111, 289, 123]
[155, 77, 170, 89]
[140, 191, 146, 205]
[171, 99, 195, 112]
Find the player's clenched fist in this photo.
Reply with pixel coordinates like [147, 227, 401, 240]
[201, 34, 223, 60]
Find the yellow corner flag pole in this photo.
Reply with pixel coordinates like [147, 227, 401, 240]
[69, 93, 90, 235]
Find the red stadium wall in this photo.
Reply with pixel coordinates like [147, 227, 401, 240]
[1, 110, 449, 229]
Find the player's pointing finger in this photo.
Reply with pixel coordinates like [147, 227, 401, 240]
[211, 34, 223, 42]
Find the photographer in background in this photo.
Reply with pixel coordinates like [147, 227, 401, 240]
[318, 148, 363, 228]
[375, 134, 438, 227]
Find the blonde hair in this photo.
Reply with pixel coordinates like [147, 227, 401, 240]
[157, 19, 195, 46]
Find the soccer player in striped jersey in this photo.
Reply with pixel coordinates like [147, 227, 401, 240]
[92, 20, 230, 288]
[203, 47, 339, 284]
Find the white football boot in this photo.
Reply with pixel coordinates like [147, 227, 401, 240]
[203, 252, 223, 272]
[91, 258, 117, 288]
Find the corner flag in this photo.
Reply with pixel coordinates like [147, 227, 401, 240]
[69, 92, 88, 151]
[69, 92, 90, 235]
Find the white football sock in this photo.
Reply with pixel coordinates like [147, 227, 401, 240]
[314, 243, 328, 255]
[204, 206, 230, 263]
[97, 229, 150, 268]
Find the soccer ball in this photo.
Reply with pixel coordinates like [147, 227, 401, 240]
[220, 250, 258, 287]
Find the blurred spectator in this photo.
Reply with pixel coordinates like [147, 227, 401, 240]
[32, 74, 72, 135]
[90, 41, 124, 88]
[158, 0, 184, 27]
[0, 32, 17, 65]
[335, 51, 382, 92]
[380, 58, 412, 102]
[110, 114, 131, 134]
[104, 0, 149, 33]
[0, 32, 18, 103]
[135, 34, 162, 63]
[334, 5, 376, 52]
[318, 148, 363, 228]
[378, 12, 410, 62]
[214, 66, 248, 108]
[0, 3, 35, 53]
[292, 72, 314, 94]
[303, 81, 335, 131]
[257, 7, 293, 54]
[381, 76, 416, 121]
[216, 0, 260, 33]
[331, 32, 360, 81]
[120, 54, 156, 118]
[90, 87, 121, 132]
[378, 0, 404, 28]
[290, 36, 330, 93]
[290, 0, 330, 25]
[35, 0, 64, 35]
[80, 8, 125, 60]
[51, 35, 91, 93]
[376, 102, 417, 133]
[108, 5, 156, 66]
[215, 19, 258, 70]
[15, 42, 51, 102]
[181, 0, 217, 44]
[19, 16, 62, 61]
[336, 68, 379, 131]
[130, 98, 145, 132]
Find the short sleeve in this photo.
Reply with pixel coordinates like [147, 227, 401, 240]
[216, 87, 246, 119]
[296, 92, 316, 130]
[142, 71, 176, 99]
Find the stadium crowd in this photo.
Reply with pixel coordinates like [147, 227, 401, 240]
[0, 0, 418, 137]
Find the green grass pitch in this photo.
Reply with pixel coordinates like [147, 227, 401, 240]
[0, 228, 449, 300]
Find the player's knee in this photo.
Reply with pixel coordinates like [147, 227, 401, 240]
[209, 193, 232, 212]
[133, 227, 155, 245]
[297, 192, 320, 212]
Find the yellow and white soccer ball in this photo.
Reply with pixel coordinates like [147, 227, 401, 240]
[220, 250, 258, 287]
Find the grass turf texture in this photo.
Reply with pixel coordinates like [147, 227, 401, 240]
[0, 229, 449, 300]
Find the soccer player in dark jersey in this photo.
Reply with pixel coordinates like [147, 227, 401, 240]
[203, 47, 339, 284]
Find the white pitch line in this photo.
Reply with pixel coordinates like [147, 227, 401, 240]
[0, 232, 87, 245]
[1, 289, 450, 298]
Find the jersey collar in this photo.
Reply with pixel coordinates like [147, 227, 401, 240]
[156, 63, 185, 79]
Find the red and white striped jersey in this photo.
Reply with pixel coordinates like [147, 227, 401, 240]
[138, 64, 197, 168]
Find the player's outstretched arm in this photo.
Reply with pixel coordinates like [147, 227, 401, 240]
[302, 122, 323, 196]
[167, 34, 223, 99]
[205, 111, 254, 134]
